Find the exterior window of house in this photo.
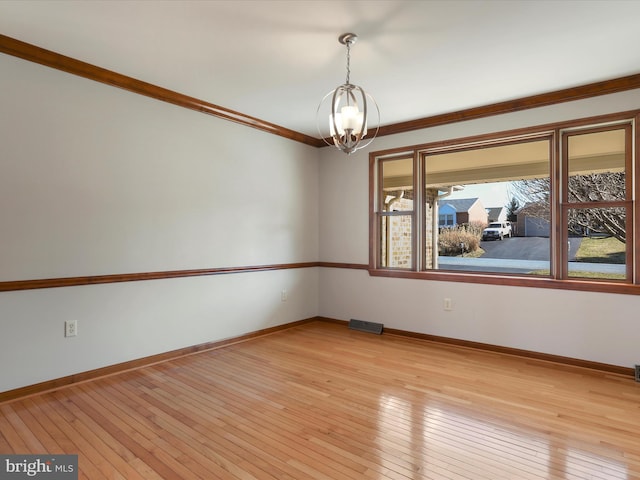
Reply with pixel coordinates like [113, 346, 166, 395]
[370, 113, 637, 294]
[439, 214, 454, 227]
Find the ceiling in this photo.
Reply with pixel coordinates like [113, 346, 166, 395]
[1, 0, 640, 139]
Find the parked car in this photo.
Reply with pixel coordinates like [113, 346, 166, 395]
[482, 221, 512, 241]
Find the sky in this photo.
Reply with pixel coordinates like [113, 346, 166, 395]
[447, 181, 513, 209]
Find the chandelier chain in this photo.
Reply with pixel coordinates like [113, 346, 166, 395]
[345, 42, 351, 85]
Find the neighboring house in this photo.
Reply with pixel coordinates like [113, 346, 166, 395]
[516, 202, 550, 237]
[438, 203, 457, 227]
[439, 197, 488, 227]
[486, 207, 507, 223]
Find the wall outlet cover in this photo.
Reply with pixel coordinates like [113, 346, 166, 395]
[65, 320, 77, 337]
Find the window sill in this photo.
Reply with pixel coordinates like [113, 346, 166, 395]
[368, 267, 639, 295]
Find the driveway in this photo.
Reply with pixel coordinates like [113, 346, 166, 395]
[479, 236, 583, 261]
[437, 236, 627, 274]
[438, 237, 626, 274]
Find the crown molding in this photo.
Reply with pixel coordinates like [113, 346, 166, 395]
[0, 34, 325, 148]
[376, 74, 640, 138]
[2, 34, 640, 148]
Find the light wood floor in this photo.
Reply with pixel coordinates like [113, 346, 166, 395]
[2, 321, 640, 479]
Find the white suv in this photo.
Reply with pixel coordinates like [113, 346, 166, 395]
[482, 222, 512, 241]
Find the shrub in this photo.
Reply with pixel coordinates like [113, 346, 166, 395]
[466, 221, 487, 238]
[439, 223, 483, 256]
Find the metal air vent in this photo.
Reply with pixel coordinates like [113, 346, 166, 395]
[348, 319, 383, 335]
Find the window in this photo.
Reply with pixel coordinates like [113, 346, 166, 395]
[439, 214, 454, 227]
[562, 125, 631, 280]
[370, 112, 638, 294]
[423, 136, 551, 274]
[378, 156, 415, 269]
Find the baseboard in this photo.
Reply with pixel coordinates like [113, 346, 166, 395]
[315, 316, 635, 378]
[3, 315, 633, 404]
[0, 317, 318, 404]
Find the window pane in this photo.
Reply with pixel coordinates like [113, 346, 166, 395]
[380, 157, 414, 269]
[424, 139, 551, 274]
[381, 158, 413, 212]
[380, 215, 413, 268]
[567, 129, 626, 202]
[566, 207, 627, 280]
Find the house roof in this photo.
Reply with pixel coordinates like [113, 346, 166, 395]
[442, 198, 481, 213]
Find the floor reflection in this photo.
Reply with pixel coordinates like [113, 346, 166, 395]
[376, 393, 629, 479]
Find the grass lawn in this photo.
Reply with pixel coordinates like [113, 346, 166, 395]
[529, 270, 626, 280]
[575, 236, 625, 264]
[568, 271, 626, 280]
[530, 236, 626, 280]
[461, 247, 485, 258]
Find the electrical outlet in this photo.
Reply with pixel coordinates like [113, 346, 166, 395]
[443, 298, 453, 311]
[65, 320, 77, 337]
[281, 289, 288, 302]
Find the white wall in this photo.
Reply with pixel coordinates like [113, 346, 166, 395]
[3, 50, 640, 394]
[0, 54, 319, 392]
[319, 89, 640, 369]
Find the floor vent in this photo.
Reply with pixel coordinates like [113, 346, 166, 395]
[349, 319, 383, 335]
[635, 365, 640, 383]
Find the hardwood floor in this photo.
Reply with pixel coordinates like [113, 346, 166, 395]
[2, 321, 639, 479]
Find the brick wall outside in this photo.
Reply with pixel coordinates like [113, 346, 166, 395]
[380, 189, 437, 269]
[381, 196, 413, 268]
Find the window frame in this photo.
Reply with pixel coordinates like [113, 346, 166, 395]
[374, 152, 419, 270]
[420, 132, 554, 273]
[559, 124, 633, 280]
[369, 110, 640, 295]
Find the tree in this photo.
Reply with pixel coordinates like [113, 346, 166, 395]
[509, 172, 626, 242]
[505, 196, 520, 222]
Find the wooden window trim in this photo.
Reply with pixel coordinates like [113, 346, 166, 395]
[372, 152, 418, 270]
[560, 123, 633, 281]
[369, 110, 640, 295]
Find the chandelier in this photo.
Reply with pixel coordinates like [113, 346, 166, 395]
[317, 33, 379, 155]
